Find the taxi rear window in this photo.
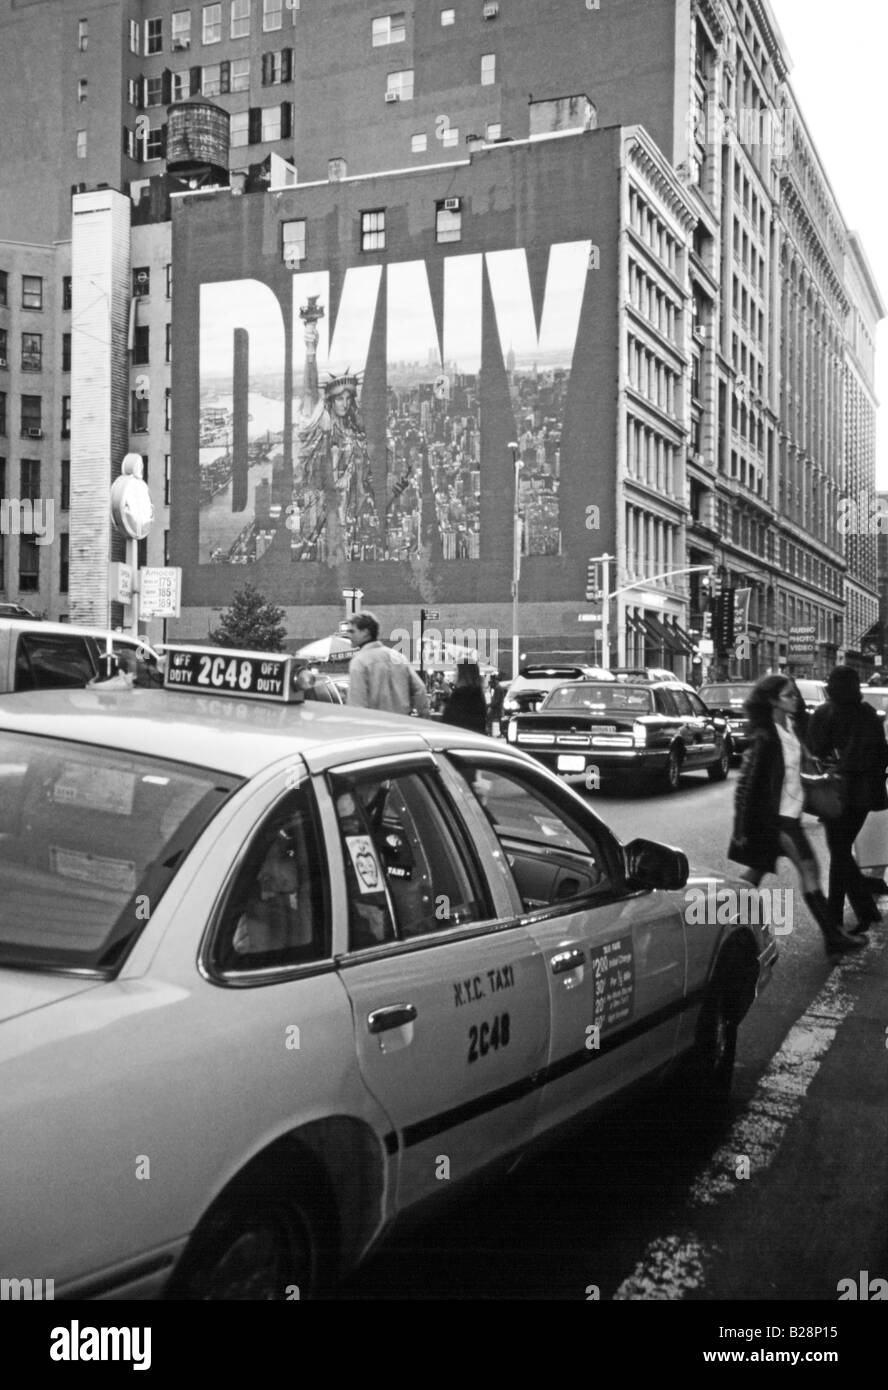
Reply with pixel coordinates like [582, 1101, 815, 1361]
[544, 683, 653, 713]
[0, 732, 241, 974]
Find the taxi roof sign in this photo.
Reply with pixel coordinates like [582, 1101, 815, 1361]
[162, 645, 304, 703]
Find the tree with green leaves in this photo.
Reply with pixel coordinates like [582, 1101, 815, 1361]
[210, 583, 287, 652]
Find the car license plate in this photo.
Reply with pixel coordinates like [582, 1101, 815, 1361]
[557, 755, 586, 772]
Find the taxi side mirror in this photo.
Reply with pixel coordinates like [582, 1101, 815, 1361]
[623, 838, 689, 892]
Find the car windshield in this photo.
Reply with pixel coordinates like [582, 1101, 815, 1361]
[544, 683, 654, 713]
[862, 690, 888, 712]
[0, 732, 241, 974]
[700, 685, 752, 704]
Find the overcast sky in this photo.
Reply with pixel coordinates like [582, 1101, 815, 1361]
[771, 0, 888, 487]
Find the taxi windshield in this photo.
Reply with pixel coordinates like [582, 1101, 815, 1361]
[699, 685, 752, 704]
[0, 732, 241, 974]
[544, 683, 654, 713]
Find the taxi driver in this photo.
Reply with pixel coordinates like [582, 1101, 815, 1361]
[232, 826, 312, 957]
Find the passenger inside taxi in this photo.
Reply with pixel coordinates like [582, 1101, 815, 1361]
[230, 821, 317, 962]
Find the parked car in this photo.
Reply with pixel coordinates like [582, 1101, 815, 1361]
[0, 648, 776, 1298]
[861, 687, 888, 722]
[699, 682, 756, 760]
[0, 602, 41, 620]
[499, 662, 614, 734]
[506, 675, 732, 791]
[793, 678, 828, 714]
[0, 619, 162, 692]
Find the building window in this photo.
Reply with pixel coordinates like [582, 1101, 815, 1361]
[61, 459, 70, 511]
[282, 219, 306, 265]
[411, 133, 427, 152]
[386, 69, 414, 100]
[61, 396, 71, 438]
[146, 17, 163, 54]
[22, 276, 43, 311]
[485, 121, 502, 140]
[146, 128, 164, 159]
[261, 48, 292, 83]
[203, 3, 222, 43]
[231, 56, 250, 90]
[165, 388, 172, 432]
[133, 325, 150, 365]
[328, 156, 347, 180]
[133, 267, 150, 298]
[20, 459, 40, 501]
[441, 8, 455, 24]
[0, 328, 6, 367]
[132, 393, 149, 432]
[263, 0, 282, 31]
[436, 201, 461, 244]
[144, 75, 164, 106]
[124, 127, 137, 159]
[21, 398, 42, 436]
[78, 78, 88, 102]
[231, 0, 251, 40]
[127, 77, 140, 106]
[164, 455, 171, 506]
[172, 10, 191, 50]
[261, 104, 287, 141]
[19, 539, 39, 593]
[78, 18, 88, 50]
[171, 70, 189, 101]
[0, 271, 7, 307]
[372, 12, 406, 46]
[202, 63, 223, 95]
[59, 533, 69, 594]
[480, 53, 496, 85]
[21, 334, 42, 372]
[165, 263, 172, 298]
[0, 395, 5, 435]
[76, 129, 87, 158]
[442, 126, 459, 147]
[129, 18, 140, 53]
[361, 209, 385, 252]
[164, 529, 171, 566]
[230, 111, 250, 146]
[165, 322, 172, 363]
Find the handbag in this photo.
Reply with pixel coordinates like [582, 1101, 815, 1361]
[800, 752, 846, 821]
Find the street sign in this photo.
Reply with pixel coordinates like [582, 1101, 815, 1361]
[108, 562, 133, 605]
[788, 624, 816, 659]
[422, 609, 440, 620]
[139, 567, 182, 619]
[577, 613, 599, 622]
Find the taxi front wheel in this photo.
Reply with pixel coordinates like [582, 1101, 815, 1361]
[168, 1182, 329, 1300]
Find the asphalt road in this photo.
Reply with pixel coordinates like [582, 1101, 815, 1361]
[340, 769, 888, 1304]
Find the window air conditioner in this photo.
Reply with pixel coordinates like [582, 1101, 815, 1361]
[483, 2, 500, 17]
[443, 197, 461, 211]
[384, 91, 400, 102]
[0, 358, 7, 368]
[27, 427, 44, 439]
[136, 271, 149, 284]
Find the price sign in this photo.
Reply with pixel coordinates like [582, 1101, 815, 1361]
[163, 647, 296, 702]
[139, 567, 182, 619]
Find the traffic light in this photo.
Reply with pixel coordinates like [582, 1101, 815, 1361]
[585, 559, 600, 602]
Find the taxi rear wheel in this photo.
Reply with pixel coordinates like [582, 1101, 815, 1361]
[169, 1176, 330, 1300]
[663, 746, 682, 793]
[691, 981, 739, 1108]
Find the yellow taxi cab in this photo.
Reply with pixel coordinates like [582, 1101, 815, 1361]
[0, 645, 777, 1299]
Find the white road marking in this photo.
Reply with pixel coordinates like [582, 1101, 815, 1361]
[612, 936, 884, 1300]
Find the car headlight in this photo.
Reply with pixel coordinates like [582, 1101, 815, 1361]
[503, 697, 518, 712]
[506, 719, 518, 743]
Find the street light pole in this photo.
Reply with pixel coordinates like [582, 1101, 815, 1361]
[509, 443, 521, 680]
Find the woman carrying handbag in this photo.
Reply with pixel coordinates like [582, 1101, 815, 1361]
[807, 664, 888, 934]
[727, 675, 864, 955]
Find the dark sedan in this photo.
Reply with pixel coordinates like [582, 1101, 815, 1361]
[698, 682, 756, 760]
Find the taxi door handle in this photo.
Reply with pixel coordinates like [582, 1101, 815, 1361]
[551, 948, 584, 975]
[368, 1004, 418, 1034]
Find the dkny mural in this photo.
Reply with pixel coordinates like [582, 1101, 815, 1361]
[196, 242, 593, 569]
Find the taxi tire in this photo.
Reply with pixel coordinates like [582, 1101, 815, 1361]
[691, 980, 739, 1111]
[168, 1169, 332, 1300]
[663, 746, 682, 793]
[707, 742, 731, 782]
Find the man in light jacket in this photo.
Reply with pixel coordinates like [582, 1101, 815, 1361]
[346, 610, 430, 717]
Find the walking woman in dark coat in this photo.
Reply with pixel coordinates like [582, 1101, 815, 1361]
[441, 662, 488, 735]
[727, 674, 864, 954]
[807, 664, 888, 933]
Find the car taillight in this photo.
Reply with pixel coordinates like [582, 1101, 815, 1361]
[632, 721, 647, 747]
[506, 719, 518, 743]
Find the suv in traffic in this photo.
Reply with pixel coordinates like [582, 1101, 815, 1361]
[506, 674, 732, 791]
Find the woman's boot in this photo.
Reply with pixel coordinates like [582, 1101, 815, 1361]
[803, 890, 866, 954]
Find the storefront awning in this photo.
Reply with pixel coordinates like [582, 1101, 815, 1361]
[642, 613, 684, 654]
[665, 617, 697, 655]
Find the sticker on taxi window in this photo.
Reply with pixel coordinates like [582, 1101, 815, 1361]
[52, 765, 136, 816]
[50, 847, 137, 893]
[588, 938, 635, 1030]
[345, 835, 383, 893]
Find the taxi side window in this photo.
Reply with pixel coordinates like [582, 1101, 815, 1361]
[14, 633, 97, 690]
[687, 692, 709, 718]
[329, 767, 492, 949]
[670, 688, 695, 717]
[654, 688, 677, 716]
[447, 760, 612, 912]
[212, 784, 329, 973]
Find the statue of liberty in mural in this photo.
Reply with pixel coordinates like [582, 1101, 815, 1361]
[289, 295, 381, 563]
